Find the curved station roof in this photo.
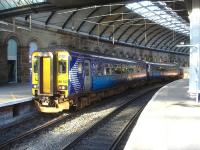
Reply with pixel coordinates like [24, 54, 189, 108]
[0, 0, 190, 55]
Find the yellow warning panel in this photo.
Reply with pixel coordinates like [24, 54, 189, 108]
[42, 57, 51, 94]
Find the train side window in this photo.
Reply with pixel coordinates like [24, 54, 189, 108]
[122, 64, 128, 74]
[106, 68, 110, 75]
[58, 61, 66, 73]
[113, 68, 122, 74]
[78, 63, 82, 73]
[137, 66, 140, 73]
[112, 68, 115, 75]
[96, 64, 103, 76]
[128, 67, 133, 73]
[33, 58, 38, 73]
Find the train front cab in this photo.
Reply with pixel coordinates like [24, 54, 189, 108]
[32, 51, 70, 113]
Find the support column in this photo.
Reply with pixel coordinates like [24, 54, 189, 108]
[189, 0, 200, 96]
[19, 46, 30, 83]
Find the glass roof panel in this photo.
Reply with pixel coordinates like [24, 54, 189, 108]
[126, 1, 189, 35]
[141, 1, 152, 7]
[0, 0, 46, 11]
[148, 6, 160, 11]
[137, 8, 149, 14]
[126, 3, 140, 10]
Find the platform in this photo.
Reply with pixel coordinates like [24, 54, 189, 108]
[0, 83, 32, 108]
[124, 79, 200, 150]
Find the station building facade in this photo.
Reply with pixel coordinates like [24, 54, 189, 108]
[0, 25, 189, 84]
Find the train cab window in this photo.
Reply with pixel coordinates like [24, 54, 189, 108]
[78, 63, 82, 73]
[33, 58, 38, 73]
[58, 61, 66, 73]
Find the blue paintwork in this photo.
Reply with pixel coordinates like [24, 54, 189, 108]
[63, 49, 179, 96]
[152, 72, 161, 77]
[68, 55, 84, 95]
[92, 75, 122, 91]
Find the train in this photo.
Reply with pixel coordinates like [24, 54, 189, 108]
[32, 48, 182, 113]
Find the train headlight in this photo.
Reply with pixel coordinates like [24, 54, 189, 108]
[58, 85, 67, 90]
[32, 84, 38, 89]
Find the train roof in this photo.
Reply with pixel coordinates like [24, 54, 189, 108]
[145, 61, 178, 67]
[36, 46, 178, 67]
[70, 50, 140, 64]
[37, 46, 145, 65]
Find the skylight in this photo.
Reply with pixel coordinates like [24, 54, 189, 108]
[0, 0, 46, 10]
[126, 1, 189, 35]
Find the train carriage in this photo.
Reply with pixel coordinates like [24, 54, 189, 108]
[147, 62, 180, 79]
[32, 48, 181, 113]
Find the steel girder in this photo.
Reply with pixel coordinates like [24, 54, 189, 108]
[88, 5, 123, 35]
[148, 30, 170, 49]
[76, 7, 102, 32]
[62, 11, 78, 29]
[131, 23, 146, 44]
[0, 2, 55, 19]
[99, 13, 128, 38]
[117, 25, 133, 41]
[163, 34, 185, 50]
[110, 19, 142, 41]
[154, 31, 176, 49]
[45, 11, 56, 25]
[158, 32, 174, 49]
[99, 10, 135, 38]
[168, 36, 189, 52]
[139, 25, 161, 46]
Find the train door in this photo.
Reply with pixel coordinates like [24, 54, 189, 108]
[84, 60, 91, 91]
[38, 52, 53, 95]
[41, 57, 51, 94]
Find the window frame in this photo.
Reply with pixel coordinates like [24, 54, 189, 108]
[58, 60, 67, 74]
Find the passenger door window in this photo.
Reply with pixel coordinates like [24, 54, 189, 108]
[84, 60, 91, 91]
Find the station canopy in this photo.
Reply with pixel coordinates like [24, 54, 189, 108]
[0, 0, 190, 55]
[0, 0, 46, 10]
[126, 1, 189, 36]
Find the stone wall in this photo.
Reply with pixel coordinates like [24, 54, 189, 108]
[0, 26, 189, 84]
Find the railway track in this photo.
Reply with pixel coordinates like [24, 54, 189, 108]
[62, 89, 157, 150]
[0, 113, 70, 149]
[0, 84, 162, 150]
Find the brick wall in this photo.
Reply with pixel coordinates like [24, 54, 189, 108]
[0, 26, 189, 84]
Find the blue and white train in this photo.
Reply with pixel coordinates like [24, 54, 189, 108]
[31, 48, 181, 113]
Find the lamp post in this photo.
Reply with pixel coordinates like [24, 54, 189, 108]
[177, 44, 199, 103]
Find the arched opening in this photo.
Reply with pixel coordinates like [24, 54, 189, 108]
[29, 41, 38, 81]
[7, 39, 17, 83]
[29, 41, 38, 63]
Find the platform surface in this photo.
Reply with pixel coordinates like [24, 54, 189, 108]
[0, 83, 32, 107]
[124, 79, 200, 150]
